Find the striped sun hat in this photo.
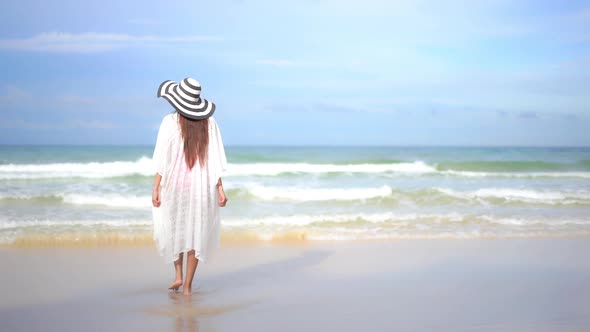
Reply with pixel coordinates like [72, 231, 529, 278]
[157, 78, 216, 120]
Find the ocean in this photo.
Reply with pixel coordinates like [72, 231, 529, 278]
[1, 145, 590, 245]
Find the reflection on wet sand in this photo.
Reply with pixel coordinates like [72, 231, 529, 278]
[146, 291, 250, 318]
[143, 292, 252, 332]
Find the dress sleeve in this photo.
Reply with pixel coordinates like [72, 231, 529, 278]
[152, 115, 171, 186]
[209, 117, 228, 182]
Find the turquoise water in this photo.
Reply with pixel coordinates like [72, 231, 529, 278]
[1, 145, 590, 243]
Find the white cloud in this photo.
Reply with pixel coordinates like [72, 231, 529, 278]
[58, 94, 97, 105]
[256, 59, 300, 67]
[255, 59, 334, 68]
[71, 120, 120, 129]
[0, 119, 120, 129]
[0, 86, 32, 102]
[255, 58, 366, 69]
[0, 86, 33, 110]
[128, 18, 162, 25]
[0, 32, 222, 53]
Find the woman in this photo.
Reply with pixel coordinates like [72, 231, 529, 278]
[152, 78, 228, 295]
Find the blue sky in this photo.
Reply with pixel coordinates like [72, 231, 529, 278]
[0, 0, 589, 146]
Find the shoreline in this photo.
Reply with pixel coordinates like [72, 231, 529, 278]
[2, 238, 590, 331]
[3, 231, 590, 248]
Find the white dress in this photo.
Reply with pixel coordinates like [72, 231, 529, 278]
[152, 112, 227, 264]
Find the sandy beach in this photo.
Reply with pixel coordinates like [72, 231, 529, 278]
[1, 239, 590, 332]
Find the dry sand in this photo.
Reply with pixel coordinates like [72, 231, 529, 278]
[1, 239, 590, 331]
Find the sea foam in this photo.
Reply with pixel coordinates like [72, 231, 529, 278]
[226, 161, 437, 176]
[2, 157, 590, 179]
[435, 187, 590, 205]
[2, 186, 589, 207]
[2, 213, 590, 244]
[247, 185, 393, 201]
[0, 192, 152, 208]
[0, 157, 154, 179]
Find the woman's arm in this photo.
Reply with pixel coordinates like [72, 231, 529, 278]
[217, 178, 228, 207]
[152, 173, 162, 207]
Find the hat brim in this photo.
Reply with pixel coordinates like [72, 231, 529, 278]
[157, 80, 216, 120]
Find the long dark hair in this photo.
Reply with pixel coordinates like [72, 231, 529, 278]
[178, 113, 209, 169]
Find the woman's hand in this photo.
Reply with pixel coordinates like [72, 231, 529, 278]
[217, 178, 227, 207]
[152, 173, 162, 208]
[218, 187, 228, 207]
[152, 187, 161, 207]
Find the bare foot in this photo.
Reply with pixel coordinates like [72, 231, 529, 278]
[168, 280, 182, 291]
[183, 285, 192, 296]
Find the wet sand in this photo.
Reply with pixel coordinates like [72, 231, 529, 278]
[1, 239, 590, 331]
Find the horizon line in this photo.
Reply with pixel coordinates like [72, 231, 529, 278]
[1, 143, 590, 149]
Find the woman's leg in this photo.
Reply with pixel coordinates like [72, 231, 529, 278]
[183, 250, 199, 295]
[169, 252, 184, 290]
